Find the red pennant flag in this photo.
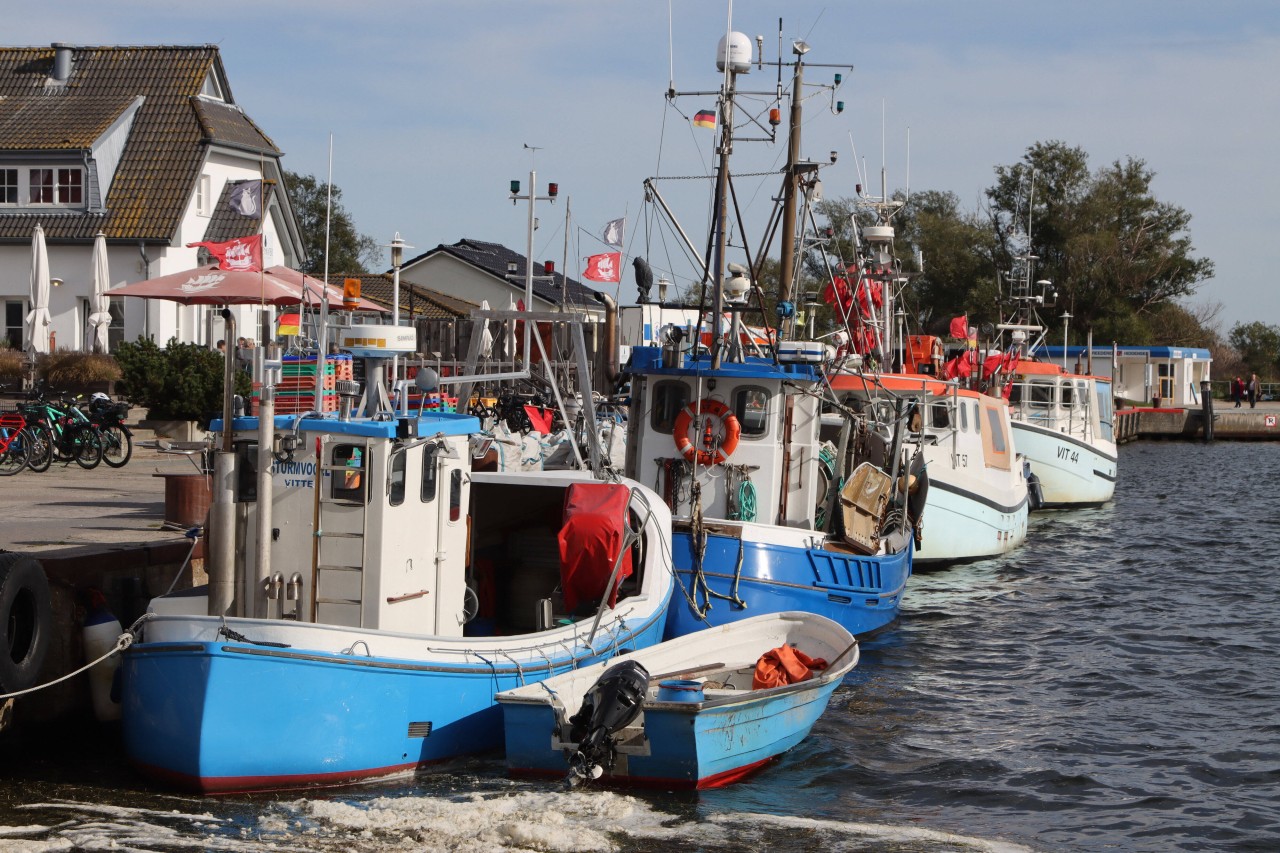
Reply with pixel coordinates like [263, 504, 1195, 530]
[582, 252, 621, 283]
[187, 235, 262, 272]
[948, 314, 968, 340]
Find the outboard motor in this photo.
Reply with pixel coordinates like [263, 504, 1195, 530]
[566, 659, 649, 785]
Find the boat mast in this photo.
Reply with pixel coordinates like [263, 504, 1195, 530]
[710, 46, 742, 370]
[776, 43, 805, 324]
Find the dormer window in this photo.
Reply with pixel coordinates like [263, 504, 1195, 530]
[0, 166, 85, 208]
[199, 69, 226, 101]
[29, 167, 83, 204]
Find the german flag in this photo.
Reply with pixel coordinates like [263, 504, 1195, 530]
[693, 109, 716, 129]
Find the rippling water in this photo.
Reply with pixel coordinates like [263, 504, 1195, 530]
[2, 441, 1277, 852]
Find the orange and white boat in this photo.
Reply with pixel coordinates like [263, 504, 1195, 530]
[828, 363, 1030, 564]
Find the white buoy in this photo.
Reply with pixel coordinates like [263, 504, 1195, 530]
[82, 591, 123, 722]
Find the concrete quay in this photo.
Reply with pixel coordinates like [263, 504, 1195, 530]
[1115, 399, 1280, 442]
[0, 433, 209, 731]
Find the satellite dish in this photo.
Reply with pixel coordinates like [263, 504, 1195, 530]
[415, 367, 440, 393]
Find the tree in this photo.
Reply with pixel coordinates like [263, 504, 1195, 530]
[114, 338, 251, 427]
[1228, 321, 1280, 379]
[985, 142, 1214, 342]
[282, 171, 381, 275]
[894, 190, 1001, 333]
[1143, 300, 1223, 349]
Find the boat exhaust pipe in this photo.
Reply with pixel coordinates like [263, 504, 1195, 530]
[600, 292, 620, 386]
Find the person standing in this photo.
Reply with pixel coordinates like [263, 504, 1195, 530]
[1248, 373, 1260, 408]
[1232, 376, 1244, 407]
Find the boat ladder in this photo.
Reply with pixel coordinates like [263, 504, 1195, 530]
[312, 437, 372, 626]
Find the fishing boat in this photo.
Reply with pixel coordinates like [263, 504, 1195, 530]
[822, 189, 1030, 563]
[624, 30, 915, 639]
[1003, 342, 1118, 507]
[120, 327, 675, 794]
[995, 254, 1118, 507]
[497, 611, 857, 788]
[827, 370, 1030, 563]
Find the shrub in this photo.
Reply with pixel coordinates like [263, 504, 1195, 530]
[0, 348, 22, 382]
[40, 350, 122, 387]
[114, 338, 251, 427]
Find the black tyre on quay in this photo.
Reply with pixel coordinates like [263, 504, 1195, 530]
[0, 552, 52, 695]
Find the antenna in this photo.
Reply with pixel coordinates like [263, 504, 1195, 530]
[905, 127, 911, 205]
[848, 132, 866, 192]
[523, 142, 542, 169]
[880, 99, 886, 189]
[666, 0, 675, 92]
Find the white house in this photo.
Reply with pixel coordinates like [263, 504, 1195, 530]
[1040, 345, 1213, 408]
[0, 43, 303, 352]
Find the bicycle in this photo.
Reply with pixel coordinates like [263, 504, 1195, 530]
[0, 411, 31, 475]
[22, 383, 102, 470]
[86, 393, 133, 468]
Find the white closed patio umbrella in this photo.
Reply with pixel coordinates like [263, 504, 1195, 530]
[26, 223, 52, 354]
[478, 299, 494, 359]
[88, 231, 112, 353]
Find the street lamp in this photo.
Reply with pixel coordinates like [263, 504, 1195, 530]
[388, 232, 412, 327]
[1061, 311, 1072, 370]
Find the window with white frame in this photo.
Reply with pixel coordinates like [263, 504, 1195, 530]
[0, 169, 16, 204]
[19, 166, 83, 206]
[79, 297, 125, 350]
[4, 300, 25, 349]
[195, 174, 212, 216]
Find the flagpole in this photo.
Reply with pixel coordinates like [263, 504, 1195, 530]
[561, 195, 571, 310]
[317, 133, 333, 409]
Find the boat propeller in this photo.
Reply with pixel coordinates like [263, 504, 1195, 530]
[565, 659, 649, 786]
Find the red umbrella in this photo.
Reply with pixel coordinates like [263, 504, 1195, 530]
[110, 264, 385, 312]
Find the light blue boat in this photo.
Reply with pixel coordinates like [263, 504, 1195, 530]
[121, 342, 675, 794]
[497, 611, 857, 788]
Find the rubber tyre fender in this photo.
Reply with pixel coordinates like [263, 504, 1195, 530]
[0, 552, 52, 695]
[906, 452, 929, 527]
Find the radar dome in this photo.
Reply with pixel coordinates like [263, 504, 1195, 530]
[717, 32, 752, 73]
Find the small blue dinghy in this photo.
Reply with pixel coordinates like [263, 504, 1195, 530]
[496, 611, 857, 789]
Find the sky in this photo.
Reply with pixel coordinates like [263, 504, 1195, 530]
[6, 0, 1279, 335]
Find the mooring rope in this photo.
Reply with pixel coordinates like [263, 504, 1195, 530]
[0, 613, 153, 701]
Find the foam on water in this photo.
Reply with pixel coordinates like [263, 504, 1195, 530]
[2, 790, 1032, 853]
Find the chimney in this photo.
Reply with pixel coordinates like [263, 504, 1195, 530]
[51, 43, 74, 83]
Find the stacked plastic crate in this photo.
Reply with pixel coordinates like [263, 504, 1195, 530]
[271, 355, 352, 415]
[402, 366, 458, 413]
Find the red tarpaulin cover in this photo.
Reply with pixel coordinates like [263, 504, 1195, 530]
[557, 482, 633, 613]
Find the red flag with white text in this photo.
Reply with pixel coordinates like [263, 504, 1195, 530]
[582, 252, 621, 283]
[188, 235, 262, 272]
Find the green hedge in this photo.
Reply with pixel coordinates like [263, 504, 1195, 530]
[114, 338, 251, 427]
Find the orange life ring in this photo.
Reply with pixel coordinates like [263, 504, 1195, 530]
[673, 399, 741, 466]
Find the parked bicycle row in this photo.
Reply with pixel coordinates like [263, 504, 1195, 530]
[0, 382, 133, 476]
